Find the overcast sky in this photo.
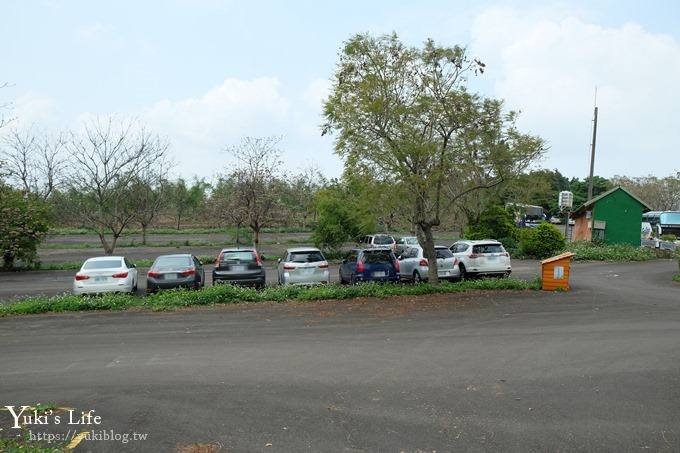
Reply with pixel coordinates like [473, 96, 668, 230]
[3, 0, 679, 182]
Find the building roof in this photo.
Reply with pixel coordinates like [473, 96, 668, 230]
[572, 186, 653, 216]
[540, 252, 576, 265]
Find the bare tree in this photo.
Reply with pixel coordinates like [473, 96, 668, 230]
[65, 117, 172, 254]
[1, 127, 67, 200]
[129, 165, 172, 245]
[223, 136, 283, 253]
[0, 82, 14, 130]
[209, 175, 250, 243]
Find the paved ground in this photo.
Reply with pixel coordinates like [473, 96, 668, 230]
[0, 259, 678, 452]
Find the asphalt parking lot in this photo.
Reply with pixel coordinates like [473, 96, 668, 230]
[1, 259, 679, 452]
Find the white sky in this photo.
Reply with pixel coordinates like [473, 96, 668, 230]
[2, 0, 679, 182]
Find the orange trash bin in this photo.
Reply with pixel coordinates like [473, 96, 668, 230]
[540, 252, 576, 291]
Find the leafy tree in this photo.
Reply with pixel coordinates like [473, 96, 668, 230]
[167, 177, 210, 230]
[322, 33, 545, 283]
[0, 185, 50, 268]
[465, 204, 517, 240]
[520, 222, 565, 259]
[65, 117, 172, 254]
[609, 173, 680, 210]
[277, 166, 327, 229]
[312, 184, 362, 252]
[570, 176, 611, 208]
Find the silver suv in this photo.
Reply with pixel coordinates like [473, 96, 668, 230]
[449, 239, 512, 279]
[359, 234, 396, 250]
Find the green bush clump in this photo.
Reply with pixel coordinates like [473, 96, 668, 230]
[465, 205, 518, 241]
[564, 241, 658, 261]
[520, 223, 565, 259]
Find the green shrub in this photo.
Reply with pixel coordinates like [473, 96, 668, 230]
[564, 241, 658, 261]
[1, 279, 540, 317]
[520, 223, 565, 259]
[465, 205, 518, 241]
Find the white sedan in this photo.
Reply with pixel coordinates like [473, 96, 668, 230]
[73, 256, 139, 295]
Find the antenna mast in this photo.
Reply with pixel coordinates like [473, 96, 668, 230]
[587, 89, 598, 200]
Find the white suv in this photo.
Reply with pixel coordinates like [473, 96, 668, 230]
[360, 234, 396, 250]
[449, 239, 512, 279]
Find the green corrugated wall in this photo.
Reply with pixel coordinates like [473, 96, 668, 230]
[593, 189, 645, 246]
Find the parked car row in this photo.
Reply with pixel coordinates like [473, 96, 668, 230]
[72, 239, 513, 295]
[72, 246, 330, 295]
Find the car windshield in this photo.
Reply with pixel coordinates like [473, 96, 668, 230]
[373, 236, 394, 245]
[473, 244, 504, 254]
[435, 248, 454, 258]
[221, 251, 255, 262]
[289, 251, 325, 263]
[362, 250, 393, 263]
[83, 259, 122, 270]
[154, 255, 192, 267]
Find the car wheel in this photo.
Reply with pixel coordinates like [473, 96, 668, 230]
[458, 263, 467, 280]
[413, 271, 423, 284]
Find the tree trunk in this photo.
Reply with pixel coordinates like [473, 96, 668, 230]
[414, 195, 440, 284]
[252, 228, 261, 254]
[235, 224, 241, 245]
[141, 223, 148, 246]
[418, 223, 439, 285]
[97, 231, 113, 255]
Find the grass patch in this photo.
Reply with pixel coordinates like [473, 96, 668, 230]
[0, 436, 66, 452]
[0, 278, 539, 317]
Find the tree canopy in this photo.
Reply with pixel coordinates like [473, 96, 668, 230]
[322, 33, 545, 283]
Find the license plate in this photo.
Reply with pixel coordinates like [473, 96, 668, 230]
[94, 276, 108, 282]
[231, 265, 246, 271]
[165, 273, 178, 280]
[300, 268, 314, 275]
[373, 271, 386, 277]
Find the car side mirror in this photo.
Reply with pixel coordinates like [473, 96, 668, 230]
[342, 259, 347, 264]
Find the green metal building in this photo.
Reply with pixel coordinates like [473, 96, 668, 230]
[571, 187, 652, 246]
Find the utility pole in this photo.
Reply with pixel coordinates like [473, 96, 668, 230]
[587, 95, 599, 200]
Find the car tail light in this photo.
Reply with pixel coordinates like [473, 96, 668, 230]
[419, 258, 428, 266]
[356, 259, 365, 273]
[253, 252, 263, 266]
[283, 264, 296, 271]
[147, 271, 161, 278]
[469, 253, 482, 258]
[215, 252, 223, 266]
[318, 262, 329, 269]
[112, 272, 128, 278]
[75, 274, 90, 281]
[500, 252, 509, 257]
[394, 259, 400, 272]
[179, 269, 196, 277]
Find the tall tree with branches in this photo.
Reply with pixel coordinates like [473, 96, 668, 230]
[223, 136, 283, 253]
[323, 33, 545, 283]
[65, 117, 172, 254]
[1, 127, 67, 200]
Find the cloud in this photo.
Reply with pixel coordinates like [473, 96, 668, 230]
[9, 92, 60, 129]
[141, 77, 296, 179]
[470, 6, 680, 178]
